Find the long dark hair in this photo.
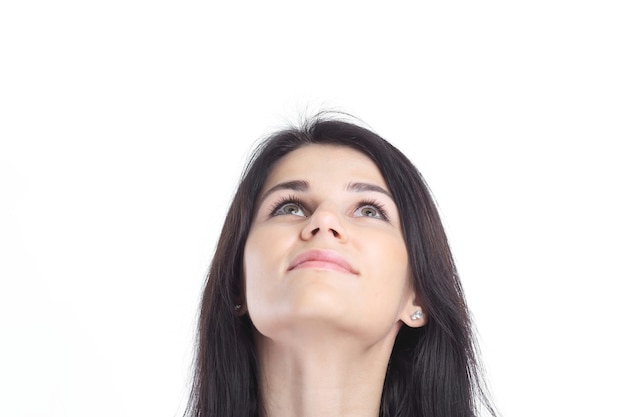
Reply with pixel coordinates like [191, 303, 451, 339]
[185, 114, 496, 417]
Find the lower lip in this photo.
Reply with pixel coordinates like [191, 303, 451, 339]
[292, 260, 353, 274]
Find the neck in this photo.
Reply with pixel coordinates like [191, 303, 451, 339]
[254, 325, 399, 417]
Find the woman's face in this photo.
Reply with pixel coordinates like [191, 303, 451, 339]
[243, 144, 418, 345]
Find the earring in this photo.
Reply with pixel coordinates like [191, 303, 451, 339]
[410, 308, 423, 321]
[235, 304, 242, 311]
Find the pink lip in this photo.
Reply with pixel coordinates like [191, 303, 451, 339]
[288, 249, 358, 275]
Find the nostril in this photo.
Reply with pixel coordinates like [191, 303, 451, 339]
[330, 228, 339, 238]
[311, 227, 320, 236]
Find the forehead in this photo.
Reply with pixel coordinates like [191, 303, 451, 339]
[263, 144, 386, 190]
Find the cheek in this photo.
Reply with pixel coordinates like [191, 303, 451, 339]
[364, 232, 408, 276]
[360, 234, 411, 303]
[243, 238, 271, 322]
[243, 231, 270, 292]
[243, 226, 291, 305]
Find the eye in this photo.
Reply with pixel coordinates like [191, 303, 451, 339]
[354, 200, 389, 221]
[271, 196, 307, 217]
[358, 206, 380, 217]
[275, 202, 305, 216]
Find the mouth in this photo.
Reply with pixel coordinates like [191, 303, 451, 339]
[287, 249, 358, 275]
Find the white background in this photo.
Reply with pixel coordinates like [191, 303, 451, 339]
[1, 1, 624, 416]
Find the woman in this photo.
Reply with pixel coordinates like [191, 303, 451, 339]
[185, 114, 496, 417]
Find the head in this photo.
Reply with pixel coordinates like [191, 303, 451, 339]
[186, 115, 495, 417]
[243, 143, 423, 353]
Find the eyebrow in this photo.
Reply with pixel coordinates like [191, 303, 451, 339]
[346, 182, 393, 199]
[259, 179, 393, 205]
[259, 180, 310, 205]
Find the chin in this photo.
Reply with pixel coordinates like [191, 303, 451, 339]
[251, 289, 350, 338]
[287, 280, 348, 318]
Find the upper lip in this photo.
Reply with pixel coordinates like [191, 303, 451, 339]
[287, 249, 358, 274]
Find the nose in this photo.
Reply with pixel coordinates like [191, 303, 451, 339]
[301, 207, 347, 242]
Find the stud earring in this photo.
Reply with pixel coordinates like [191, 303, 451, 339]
[235, 304, 242, 311]
[410, 308, 423, 321]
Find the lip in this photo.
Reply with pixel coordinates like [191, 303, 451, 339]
[287, 249, 358, 275]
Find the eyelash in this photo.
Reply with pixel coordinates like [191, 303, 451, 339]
[269, 194, 307, 217]
[358, 198, 390, 221]
[269, 194, 390, 221]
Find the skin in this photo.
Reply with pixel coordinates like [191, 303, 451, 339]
[243, 144, 425, 417]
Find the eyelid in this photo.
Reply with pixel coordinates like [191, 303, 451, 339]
[354, 199, 390, 221]
[268, 194, 308, 217]
[267, 194, 392, 221]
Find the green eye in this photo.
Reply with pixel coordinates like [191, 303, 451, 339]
[283, 204, 301, 215]
[274, 202, 306, 217]
[359, 207, 380, 217]
[354, 201, 389, 221]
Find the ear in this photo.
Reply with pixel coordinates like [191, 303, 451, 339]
[234, 285, 248, 317]
[235, 277, 248, 317]
[234, 296, 248, 316]
[235, 303, 248, 316]
[400, 291, 427, 328]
